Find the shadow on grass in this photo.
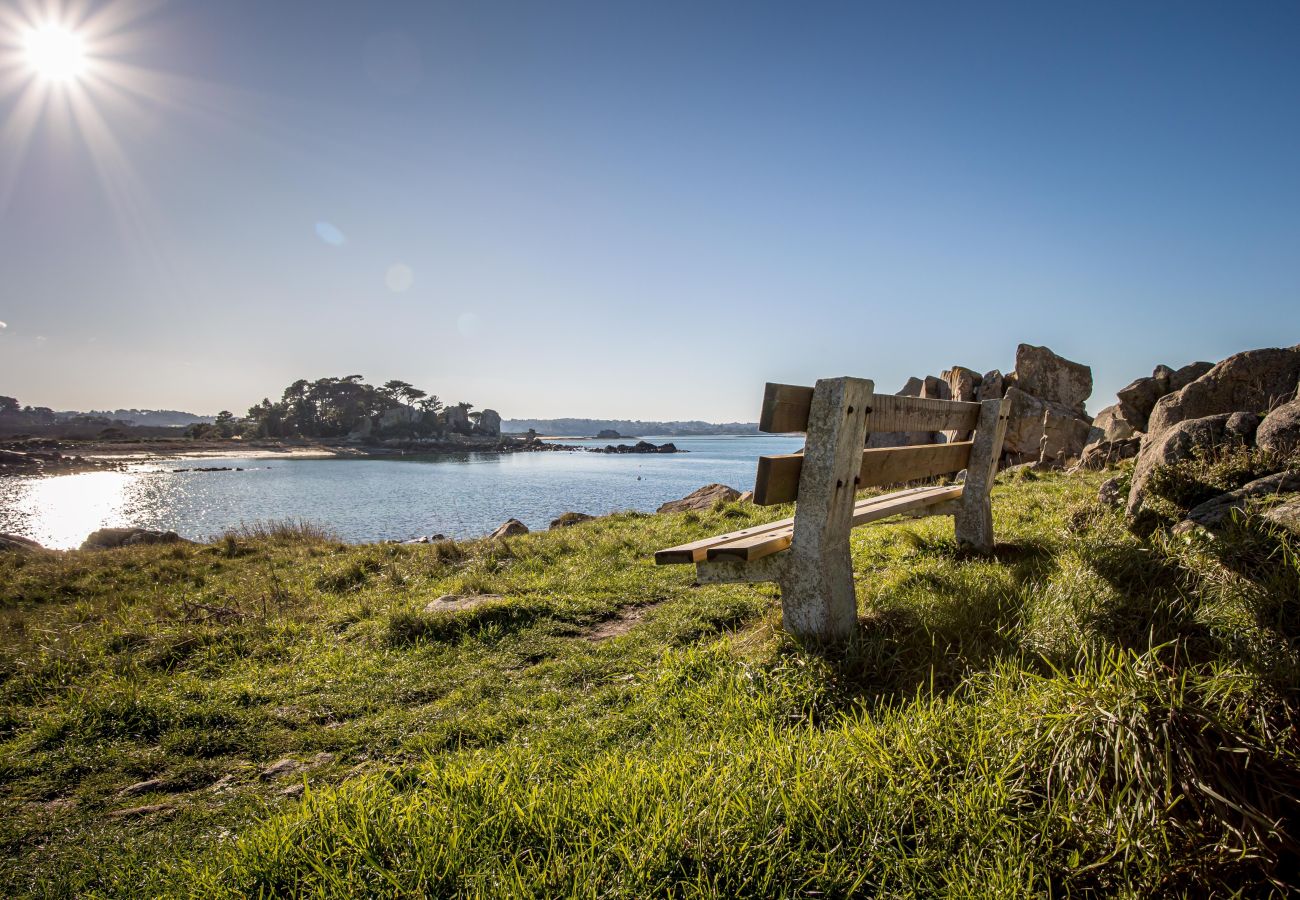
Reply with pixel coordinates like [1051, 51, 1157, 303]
[787, 538, 1059, 710]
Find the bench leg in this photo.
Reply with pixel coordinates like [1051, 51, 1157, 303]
[954, 398, 1010, 554]
[780, 376, 874, 641]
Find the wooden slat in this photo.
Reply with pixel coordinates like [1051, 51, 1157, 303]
[759, 383, 980, 435]
[759, 383, 815, 433]
[706, 484, 964, 563]
[654, 514, 797, 565]
[656, 481, 955, 565]
[859, 441, 973, 488]
[868, 395, 980, 434]
[755, 441, 974, 505]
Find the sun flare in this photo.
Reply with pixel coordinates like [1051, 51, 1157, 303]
[23, 23, 87, 82]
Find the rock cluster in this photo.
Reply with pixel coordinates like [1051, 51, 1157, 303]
[589, 441, 680, 454]
[0, 446, 119, 476]
[1075, 361, 1214, 470]
[1125, 345, 1300, 518]
[549, 512, 594, 529]
[81, 528, 192, 550]
[876, 344, 1096, 467]
[1, 533, 46, 553]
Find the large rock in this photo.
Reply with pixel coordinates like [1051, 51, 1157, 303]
[549, 512, 593, 530]
[657, 483, 741, 514]
[81, 528, 189, 550]
[1128, 347, 1300, 514]
[941, 366, 982, 403]
[477, 409, 502, 437]
[1175, 472, 1300, 531]
[489, 518, 529, 539]
[1256, 398, 1300, 456]
[920, 375, 951, 401]
[1091, 404, 1140, 442]
[378, 406, 418, 429]
[1038, 406, 1095, 466]
[976, 370, 1005, 401]
[1076, 437, 1141, 471]
[444, 406, 471, 435]
[898, 377, 924, 397]
[1264, 500, 1300, 535]
[1225, 411, 1261, 445]
[1013, 344, 1092, 416]
[1126, 414, 1232, 515]
[1115, 377, 1164, 428]
[347, 416, 372, 440]
[1146, 346, 1300, 437]
[1169, 360, 1215, 393]
[1001, 387, 1089, 462]
[1, 533, 46, 553]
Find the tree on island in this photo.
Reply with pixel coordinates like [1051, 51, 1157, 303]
[217, 375, 480, 441]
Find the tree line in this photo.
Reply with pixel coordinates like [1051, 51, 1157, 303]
[189, 376, 480, 440]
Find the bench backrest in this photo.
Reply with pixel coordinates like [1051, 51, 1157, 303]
[754, 381, 990, 505]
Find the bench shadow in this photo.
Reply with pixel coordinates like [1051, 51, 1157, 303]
[1069, 523, 1300, 680]
[791, 538, 1059, 708]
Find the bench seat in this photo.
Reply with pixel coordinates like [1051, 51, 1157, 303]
[656, 483, 962, 565]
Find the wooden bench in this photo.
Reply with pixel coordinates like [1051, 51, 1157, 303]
[655, 377, 1010, 641]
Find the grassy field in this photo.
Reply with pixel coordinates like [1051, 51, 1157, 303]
[2, 461, 1298, 897]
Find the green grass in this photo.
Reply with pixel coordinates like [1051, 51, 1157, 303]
[2, 467, 1298, 897]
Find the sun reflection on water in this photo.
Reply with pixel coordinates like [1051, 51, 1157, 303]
[9, 470, 136, 549]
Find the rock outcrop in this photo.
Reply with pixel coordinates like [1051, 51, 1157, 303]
[1174, 471, 1300, 532]
[549, 512, 594, 529]
[657, 483, 740, 514]
[81, 528, 191, 550]
[489, 519, 529, 539]
[1014, 344, 1092, 416]
[1145, 347, 1300, 437]
[1256, 397, 1300, 455]
[1127, 345, 1300, 514]
[881, 344, 1094, 467]
[1, 533, 46, 553]
[444, 406, 471, 435]
[977, 370, 1004, 402]
[590, 441, 680, 454]
[1001, 387, 1092, 463]
[942, 366, 982, 403]
[1264, 500, 1300, 535]
[476, 409, 502, 437]
[1076, 437, 1141, 471]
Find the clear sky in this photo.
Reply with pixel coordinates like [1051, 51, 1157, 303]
[1, 0, 1297, 420]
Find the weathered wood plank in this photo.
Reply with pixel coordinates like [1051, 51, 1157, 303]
[654, 514, 796, 565]
[858, 441, 973, 488]
[759, 383, 815, 433]
[754, 441, 973, 505]
[868, 395, 980, 434]
[759, 383, 980, 435]
[706, 484, 963, 562]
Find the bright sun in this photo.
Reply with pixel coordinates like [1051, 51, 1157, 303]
[23, 24, 87, 82]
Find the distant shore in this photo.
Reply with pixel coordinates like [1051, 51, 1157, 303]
[0, 433, 699, 475]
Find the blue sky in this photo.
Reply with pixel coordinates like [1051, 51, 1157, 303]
[1, 0, 1297, 419]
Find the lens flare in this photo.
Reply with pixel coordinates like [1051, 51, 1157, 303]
[23, 24, 87, 82]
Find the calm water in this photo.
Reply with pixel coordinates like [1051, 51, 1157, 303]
[0, 435, 803, 549]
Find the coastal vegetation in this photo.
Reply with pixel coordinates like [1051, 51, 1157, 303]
[186, 375, 478, 441]
[3, 452, 1298, 897]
